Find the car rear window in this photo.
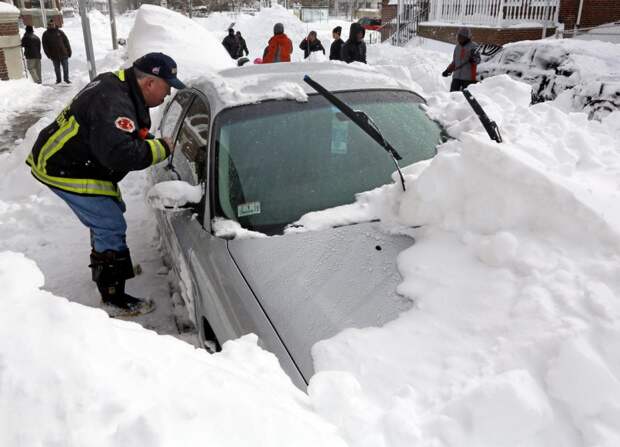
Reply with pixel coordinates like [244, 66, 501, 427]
[213, 90, 442, 235]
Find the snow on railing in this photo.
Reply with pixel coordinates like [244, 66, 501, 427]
[427, 0, 559, 27]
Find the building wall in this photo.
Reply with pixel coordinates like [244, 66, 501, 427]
[577, 0, 620, 29]
[418, 24, 556, 45]
[0, 11, 23, 81]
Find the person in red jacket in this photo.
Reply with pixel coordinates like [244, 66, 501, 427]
[263, 23, 293, 64]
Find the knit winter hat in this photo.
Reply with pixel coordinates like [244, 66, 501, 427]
[274, 23, 284, 34]
[457, 27, 472, 38]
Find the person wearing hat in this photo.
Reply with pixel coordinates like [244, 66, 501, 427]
[222, 27, 240, 59]
[341, 22, 367, 64]
[329, 26, 343, 61]
[263, 23, 293, 64]
[442, 26, 481, 92]
[21, 25, 42, 84]
[42, 19, 72, 84]
[26, 52, 185, 316]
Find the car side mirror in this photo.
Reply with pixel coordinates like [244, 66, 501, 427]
[147, 180, 202, 211]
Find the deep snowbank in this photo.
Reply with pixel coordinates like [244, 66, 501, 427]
[127, 5, 234, 76]
[195, 6, 348, 63]
[0, 251, 347, 446]
[305, 74, 620, 447]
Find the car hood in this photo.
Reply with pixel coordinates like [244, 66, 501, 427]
[227, 221, 414, 382]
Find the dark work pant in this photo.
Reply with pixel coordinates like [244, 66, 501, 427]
[52, 58, 69, 82]
[450, 78, 476, 92]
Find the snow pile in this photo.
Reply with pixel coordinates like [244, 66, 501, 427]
[0, 251, 347, 447]
[196, 6, 348, 63]
[146, 180, 203, 210]
[574, 22, 620, 45]
[304, 74, 620, 447]
[127, 5, 234, 77]
[479, 38, 620, 119]
[369, 43, 452, 94]
[212, 218, 268, 240]
[0, 80, 51, 136]
[0, 1, 19, 13]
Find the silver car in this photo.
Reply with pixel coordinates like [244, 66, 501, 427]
[153, 62, 443, 389]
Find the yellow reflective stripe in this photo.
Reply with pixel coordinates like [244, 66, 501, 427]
[36, 116, 79, 171]
[147, 139, 167, 165]
[29, 163, 120, 198]
[114, 69, 126, 82]
[41, 116, 80, 172]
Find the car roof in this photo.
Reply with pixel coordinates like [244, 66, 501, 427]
[188, 62, 416, 115]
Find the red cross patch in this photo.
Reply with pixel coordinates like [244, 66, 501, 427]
[115, 117, 135, 133]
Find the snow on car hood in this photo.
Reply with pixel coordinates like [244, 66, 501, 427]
[226, 221, 415, 381]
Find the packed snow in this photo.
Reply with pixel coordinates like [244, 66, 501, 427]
[147, 180, 203, 210]
[0, 251, 347, 447]
[1, 4, 620, 447]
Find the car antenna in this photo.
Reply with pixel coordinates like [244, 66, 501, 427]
[303, 75, 407, 191]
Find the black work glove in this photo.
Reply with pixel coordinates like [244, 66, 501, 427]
[441, 69, 451, 77]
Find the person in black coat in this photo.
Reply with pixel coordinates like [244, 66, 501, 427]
[42, 19, 72, 84]
[21, 25, 42, 84]
[329, 26, 343, 61]
[341, 22, 367, 64]
[299, 31, 325, 59]
[222, 28, 240, 59]
[236, 31, 249, 58]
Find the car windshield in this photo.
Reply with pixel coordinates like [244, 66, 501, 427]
[214, 90, 442, 235]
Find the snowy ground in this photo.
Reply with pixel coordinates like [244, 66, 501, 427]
[2, 4, 620, 446]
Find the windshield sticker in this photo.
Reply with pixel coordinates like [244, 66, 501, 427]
[237, 201, 261, 217]
[331, 113, 349, 155]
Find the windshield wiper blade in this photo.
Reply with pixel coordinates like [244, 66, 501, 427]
[463, 89, 503, 143]
[303, 75, 407, 191]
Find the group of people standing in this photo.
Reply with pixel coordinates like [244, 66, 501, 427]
[221, 22, 367, 65]
[298, 23, 366, 64]
[21, 19, 72, 84]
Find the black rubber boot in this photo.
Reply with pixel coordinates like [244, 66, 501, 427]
[90, 250, 155, 316]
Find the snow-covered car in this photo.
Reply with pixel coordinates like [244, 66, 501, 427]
[477, 39, 620, 119]
[153, 62, 443, 389]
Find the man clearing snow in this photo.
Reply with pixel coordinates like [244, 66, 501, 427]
[26, 52, 185, 316]
[442, 26, 480, 92]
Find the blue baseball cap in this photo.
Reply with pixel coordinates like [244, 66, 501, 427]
[133, 52, 186, 90]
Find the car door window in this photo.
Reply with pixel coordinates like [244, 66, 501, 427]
[171, 97, 210, 187]
[160, 91, 194, 141]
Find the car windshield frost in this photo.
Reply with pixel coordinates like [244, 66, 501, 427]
[214, 90, 442, 235]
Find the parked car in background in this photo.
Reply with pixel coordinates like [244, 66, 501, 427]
[358, 16, 382, 31]
[478, 39, 620, 119]
[153, 62, 444, 389]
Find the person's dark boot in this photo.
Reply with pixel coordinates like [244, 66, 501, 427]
[90, 250, 155, 317]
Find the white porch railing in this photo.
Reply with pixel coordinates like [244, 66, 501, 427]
[427, 0, 560, 27]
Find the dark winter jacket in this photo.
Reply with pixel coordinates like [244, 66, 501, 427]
[341, 23, 367, 64]
[222, 34, 240, 59]
[446, 39, 480, 81]
[42, 28, 71, 60]
[21, 31, 41, 60]
[299, 38, 325, 59]
[329, 38, 343, 61]
[236, 35, 249, 58]
[27, 68, 170, 199]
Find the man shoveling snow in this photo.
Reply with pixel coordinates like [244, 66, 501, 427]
[26, 52, 185, 317]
